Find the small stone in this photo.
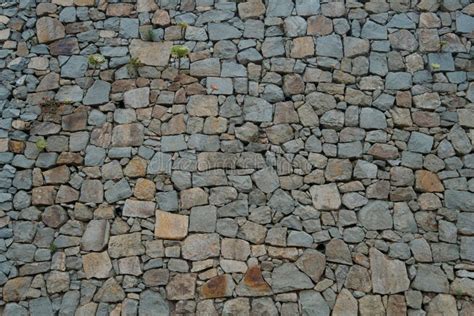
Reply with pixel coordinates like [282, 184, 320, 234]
[182, 233, 220, 261]
[155, 210, 188, 240]
[123, 199, 156, 218]
[124, 87, 149, 108]
[271, 263, 313, 293]
[94, 278, 125, 303]
[236, 265, 272, 296]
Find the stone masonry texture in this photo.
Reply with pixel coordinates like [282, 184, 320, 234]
[0, 0, 474, 315]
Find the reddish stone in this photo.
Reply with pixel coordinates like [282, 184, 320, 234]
[236, 265, 272, 296]
[200, 275, 235, 299]
[415, 170, 444, 192]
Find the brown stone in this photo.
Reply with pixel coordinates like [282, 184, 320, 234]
[166, 273, 196, 300]
[152, 10, 170, 26]
[55, 185, 79, 204]
[415, 170, 444, 192]
[57, 152, 83, 165]
[130, 39, 172, 67]
[236, 265, 272, 296]
[74, 0, 95, 6]
[62, 109, 87, 131]
[387, 295, 407, 316]
[370, 248, 410, 294]
[32, 186, 56, 205]
[8, 140, 25, 153]
[133, 178, 156, 200]
[412, 111, 440, 127]
[2, 277, 32, 302]
[161, 114, 186, 135]
[180, 187, 209, 209]
[49, 38, 80, 56]
[274, 101, 299, 124]
[333, 289, 358, 316]
[345, 265, 372, 293]
[93, 278, 125, 303]
[137, 0, 158, 12]
[106, 3, 134, 16]
[282, 75, 304, 96]
[90, 123, 112, 148]
[368, 144, 399, 160]
[290, 37, 314, 58]
[108, 233, 145, 258]
[187, 95, 219, 117]
[307, 15, 333, 36]
[200, 274, 235, 299]
[124, 156, 147, 178]
[36, 17, 65, 44]
[37, 73, 60, 92]
[296, 249, 326, 283]
[111, 123, 144, 147]
[43, 205, 68, 228]
[238, 0, 266, 19]
[43, 165, 70, 184]
[155, 210, 189, 240]
[143, 268, 169, 286]
[123, 199, 156, 218]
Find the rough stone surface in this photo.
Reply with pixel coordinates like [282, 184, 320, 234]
[0, 1, 472, 314]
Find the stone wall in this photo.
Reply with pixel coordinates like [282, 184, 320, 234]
[0, 0, 474, 314]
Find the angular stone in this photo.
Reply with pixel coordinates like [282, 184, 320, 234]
[123, 199, 155, 218]
[111, 123, 144, 147]
[129, 39, 172, 66]
[415, 170, 444, 192]
[187, 95, 218, 117]
[83, 80, 110, 106]
[2, 277, 32, 302]
[326, 239, 353, 265]
[310, 183, 341, 210]
[370, 248, 410, 294]
[296, 249, 326, 283]
[154, 210, 188, 240]
[166, 273, 196, 300]
[83, 251, 112, 279]
[94, 278, 125, 303]
[236, 265, 272, 296]
[412, 264, 449, 293]
[200, 274, 235, 299]
[359, 200, 393, 231]
[124, 87, 149, 108]
[108, 233, 145, 258]
[182, 233, 220, 261]
[37, 17, 65, 43]
[272, 263, 313, 293]
[80, 219, 109, 252]
[333, 289, 358, 316]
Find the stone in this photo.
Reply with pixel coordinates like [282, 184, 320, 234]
[326, 239, 353, 265]
[81, 219, 109, 251]
[182, 233, 220, 261]
[108, 233, 145, 258]
[415, 170, 444, 192]
[299, 291, 330, 316]
[236, 265, 272, 296]
[187, 95, 218, 117]
[370, 248, 410, 294]
[129, 39, 172, 66]
[310, 183, 341, 210]
[124, 87, 149, 108]
[111, 124, 144, 147]
[238, 0, 266, 19]
[271, 263, 314, 293]
[83, 80, 110, 106]
[155, 210, 188, 240]
[316, 34, 343, 59]
[123, 199, 155, 218]
[200, 274, 235, 299]
[252, 167, 280, 194]
[37, 17, 65, 43]
[333, 289, 358, 316]
[94, 278, 125, 303]
[83, 251, 112, 279]
[166, 273, 196, 300]
[413, 265, 449, 293]
[139, 290, 169, 316]
[2, 277, 32, 302]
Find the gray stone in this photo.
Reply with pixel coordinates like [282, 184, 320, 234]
[360, 108, 387, 129]
[83, 80, 111, 106]
[139, 290, 169, 316]
[208, 23, 242, 40]
[359, 200, 393, 230]
[412, 265, 449, 293]
[61, 55, 88, 78]
[408, 131, 433, 154]
[299, 291, 330, 316]
[385, 72, 412, 90]
[316, 34, 343, 59]
[266, 0, 294, 17]
[271, 263, 314, 293]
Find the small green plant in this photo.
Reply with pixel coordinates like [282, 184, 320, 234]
[177, 22, 188, 29]
[431, 63, 441, 70]
[49, 242, 57, 254]
[127, 57, 143, 78]
[171, 45, 189, 59]
[171, 45, 189, 69]
[439, 40, 448, 48]
[36, 137, 47, 151]
[146, 28, 155, 41]
[88, 54, 106, 70]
